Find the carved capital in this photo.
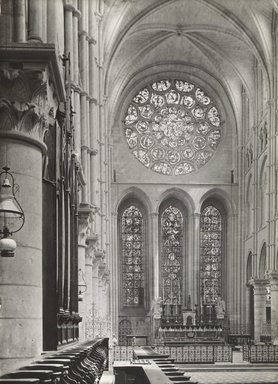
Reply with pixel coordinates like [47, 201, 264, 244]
[0, 50, 63, 145]
[98, 260, 110, 284]
[0, 98, 50, 140]
[78, 203, 93, 246]
[249, 278, 267, 294]
[94, 248, 105, 263]
[266, 271, 278, 290]
[85, 233, 99, 261]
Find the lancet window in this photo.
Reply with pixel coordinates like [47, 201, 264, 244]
[160, 204, 184, 304]
[200, 205, 222, 305]
[120, 204, 145, 307]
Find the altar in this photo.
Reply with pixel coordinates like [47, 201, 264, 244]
[158, 324, 224, 345]
[152, 297, 227, 345]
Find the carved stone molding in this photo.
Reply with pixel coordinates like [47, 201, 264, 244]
[266, 271, 278, 291]
[78, 203, 93, 246]
[249, 278, 267, 294]
[0, 45, 65, 147]
[85, 233, 99, 262]
[98, 260, 110, 284]
[94, 248, 105, 262]
[72, 151, 86, 188]
[0, 98, 49, 141]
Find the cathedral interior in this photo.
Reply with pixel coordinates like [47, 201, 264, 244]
[1, 0, 278, 383]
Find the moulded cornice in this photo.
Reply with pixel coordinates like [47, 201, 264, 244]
[0, 43, 65, 102]
[249, 277, 267, 291]
[0, 44, 65, 146]
[265, 270, 278, 281]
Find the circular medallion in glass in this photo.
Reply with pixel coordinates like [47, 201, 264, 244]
[124, 79, 222, 175]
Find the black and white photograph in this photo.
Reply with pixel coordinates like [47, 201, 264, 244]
[0, 1, 278, 383]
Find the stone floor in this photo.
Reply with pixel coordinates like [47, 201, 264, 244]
[180, 368, 278, 384]
[177, 352, 278, 384]
[108, 351, 278, 384]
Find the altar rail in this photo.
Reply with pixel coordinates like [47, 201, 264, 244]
[0, 338, 108, 384]
[112, 345, 232, 364]
[243, 345, 278, 363]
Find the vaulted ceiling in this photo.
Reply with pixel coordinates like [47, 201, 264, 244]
[103, 0, 275, 132]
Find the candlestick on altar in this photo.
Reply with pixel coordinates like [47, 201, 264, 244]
[162, 278, 165, 303]
[170, 278, 173, 304]
[178, 279, 181, 305]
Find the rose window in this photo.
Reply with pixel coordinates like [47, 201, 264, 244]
[124, 79, 222, 175]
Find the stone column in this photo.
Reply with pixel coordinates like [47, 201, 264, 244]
[150, 213, 159, 300]
[13, 0, 26, 42]
[84, 233, 98, 339]
[64, 3, 73, 74]
[92, 249, 104, 337]
[0, 60, 60, 374]
[0, 0, 13, 43]
[77, 207, 92, 341]
[192, 213, 200, 308]
[111, 212, 118, 338]
[268, 271, 278, 344]
[72, 8, 81, 85]
[250, 278, 267, 343]
[80, 93, 88, 203]
[28, 0, 43, 42]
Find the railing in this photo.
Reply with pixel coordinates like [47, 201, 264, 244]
[0, 338, 109, 384]
[242, 345, 278, 363]
[111, 344, 232, 364]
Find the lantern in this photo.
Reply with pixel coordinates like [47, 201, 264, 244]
[0, 167, 25, 257]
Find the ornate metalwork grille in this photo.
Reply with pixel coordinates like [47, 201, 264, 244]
[200, 206, 222, 305]
[121, 205, 144, 306]
[118, 319, 132, 346]
[123, 79, 222, 175]
[161, 205, 183, 304]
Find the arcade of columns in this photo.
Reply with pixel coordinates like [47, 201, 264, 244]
[0, 0, 111, 373]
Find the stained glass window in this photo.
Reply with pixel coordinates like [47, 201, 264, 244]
[161, 205, 183, 304]
[121, 205, 144, 306]
[124, 79, 222, 175]
[200, 206, 222, 305]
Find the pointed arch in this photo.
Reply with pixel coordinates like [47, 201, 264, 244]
[198, 187, 235, 216]
[246, 174, 253, 236]
[158, 197, 186, 306]
[114, 186, 152, 214]
[247, 251, 253, 282]
[118, 196, 148, 308]
[156, 187, 195, 216]
[258, 156, 267, 228]
[259, 242, 267, 279]
[199, 200, 225, 305]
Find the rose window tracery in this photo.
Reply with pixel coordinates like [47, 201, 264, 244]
[124, 79, 222, 175]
